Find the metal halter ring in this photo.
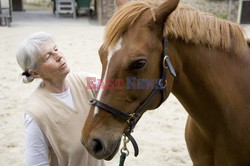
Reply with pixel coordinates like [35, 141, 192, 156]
[163, 55, 169, 69]
[158, 79, 167, 89]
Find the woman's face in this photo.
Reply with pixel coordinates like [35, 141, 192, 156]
[36, 41, 70, 81]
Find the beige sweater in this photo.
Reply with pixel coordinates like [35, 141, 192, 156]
[26, 72, 104, 166]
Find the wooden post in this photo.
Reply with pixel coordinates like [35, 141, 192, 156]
[227, 0, 232, 20]
[96, 0, 102, 24]
[96, 0, 114, 25]
[9, 0, 12, 22]
[0, 0, 2, 25]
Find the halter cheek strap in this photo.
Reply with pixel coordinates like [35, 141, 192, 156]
[90, 37, 176, 157]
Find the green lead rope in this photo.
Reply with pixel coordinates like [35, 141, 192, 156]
[119, 151, 127, 166]
[119, 135, 130, 166]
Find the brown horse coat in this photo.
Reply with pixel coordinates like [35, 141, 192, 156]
[82, 0, 250, 165]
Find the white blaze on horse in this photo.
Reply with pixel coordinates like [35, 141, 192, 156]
[81, 0, 250, 165]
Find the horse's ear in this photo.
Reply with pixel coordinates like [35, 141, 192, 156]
[154, 0, 180, 25]
[115, 0, 129, 8]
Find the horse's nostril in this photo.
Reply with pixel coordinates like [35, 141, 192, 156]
[92, 139, 104, 154]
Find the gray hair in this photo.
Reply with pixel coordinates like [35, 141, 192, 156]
[16, 32, 55, 83]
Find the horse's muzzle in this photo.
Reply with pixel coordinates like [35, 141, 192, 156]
[81, 134, 121, 160]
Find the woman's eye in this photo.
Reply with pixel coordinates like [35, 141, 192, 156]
[45, 54, 51, 60]
[54, 48, 58, 51]
[131, 59, 147, 70]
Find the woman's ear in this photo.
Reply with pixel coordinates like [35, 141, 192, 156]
[29, 70, 41, 78]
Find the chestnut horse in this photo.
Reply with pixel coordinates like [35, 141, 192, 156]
[81, 0, 250, 165]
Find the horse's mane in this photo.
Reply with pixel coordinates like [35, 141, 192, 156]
[104, 0, 247, 54]
[165, 4, 247, 54]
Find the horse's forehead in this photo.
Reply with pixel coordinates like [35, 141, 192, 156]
[103, 25, 160, 60]
[123, 31, 161, 53]
[126, 25, 151, 38]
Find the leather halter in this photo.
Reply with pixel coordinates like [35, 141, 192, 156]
[89, 37, 176, 157]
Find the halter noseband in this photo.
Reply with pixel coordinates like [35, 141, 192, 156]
[89, 37, 176, 157]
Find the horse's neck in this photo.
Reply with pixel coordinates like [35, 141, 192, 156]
[169, 39, 250, 131]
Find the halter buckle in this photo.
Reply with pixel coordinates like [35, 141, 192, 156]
[89, 99, 97, 105]
[127, 113, 136, 124]
[157, 79, 167, 90]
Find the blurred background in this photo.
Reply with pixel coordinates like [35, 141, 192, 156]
[0, 0, 249, 27]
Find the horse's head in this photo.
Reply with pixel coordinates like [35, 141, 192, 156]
[81, 0, 179, 160]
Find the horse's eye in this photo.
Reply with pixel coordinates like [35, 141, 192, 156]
[131, 59, 147, 70]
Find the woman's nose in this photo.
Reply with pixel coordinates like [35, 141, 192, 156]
[56, 55, 62, 62]
[52, 52, 62, 62]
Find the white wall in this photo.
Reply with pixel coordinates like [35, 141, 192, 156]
[1, 0, 10, 8]
[23, 0, 52, 6]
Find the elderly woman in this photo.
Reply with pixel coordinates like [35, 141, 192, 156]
[16, 32, 104, 166]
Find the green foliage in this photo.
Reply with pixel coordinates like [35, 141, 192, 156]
[212, 12, 228, 19]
